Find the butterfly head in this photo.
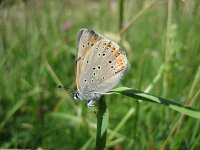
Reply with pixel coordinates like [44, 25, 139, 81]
[71, 90, 81, 100]
[58, 85, 81, 100]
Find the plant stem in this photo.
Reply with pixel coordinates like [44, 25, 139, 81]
[163, 0, 173, 96]
[96, 96, 109, 150]
[119, 0, 124, 30]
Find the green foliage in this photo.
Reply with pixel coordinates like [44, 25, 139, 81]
[0, 0, 200, 149]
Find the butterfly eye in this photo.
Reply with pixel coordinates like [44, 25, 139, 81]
[72, 91, 80, 100]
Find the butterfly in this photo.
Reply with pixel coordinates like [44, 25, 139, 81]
[72, 28, 129, 107]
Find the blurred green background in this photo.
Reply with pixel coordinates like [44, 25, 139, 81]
[0, 0, 200, 149]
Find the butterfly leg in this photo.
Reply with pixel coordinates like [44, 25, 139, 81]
[94, 92, 112, 95]
[87, 100, 95, 107]
[76, 57, 81, 63]
[87, 100, 98, 113]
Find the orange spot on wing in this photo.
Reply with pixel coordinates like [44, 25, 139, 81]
[111, 47, 116, 52]
[116, 53, 126, 69]
[88, 37, 98, 44]
[108, 44, 111, 48]
[109, 47, 126, 69]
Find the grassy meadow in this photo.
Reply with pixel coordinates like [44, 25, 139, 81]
[0, 0, 200, 149]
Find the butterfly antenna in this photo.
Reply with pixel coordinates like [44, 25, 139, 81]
[57, 85, 72, 93]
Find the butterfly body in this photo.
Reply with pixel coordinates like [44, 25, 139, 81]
[73, 28, 129, 106]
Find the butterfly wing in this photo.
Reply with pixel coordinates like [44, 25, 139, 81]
[78, 32, 129, 100]
[76, 29, 104, 92]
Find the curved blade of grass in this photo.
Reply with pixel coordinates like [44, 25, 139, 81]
[111, 87, 200, 119]
[96, 96, 109, 150]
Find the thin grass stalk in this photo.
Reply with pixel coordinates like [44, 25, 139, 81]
[133, 100, 139, 139]
[108, 107, 134, 141]
[161, 66, 200, 149]
[119, 0, 156, 36]
[119, 0, 124, 30]
[163, 0, 173, 96]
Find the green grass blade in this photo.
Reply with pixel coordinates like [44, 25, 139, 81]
[112, 87, 200, 119]
[0, 88, 40, 131]
[108, 108, 134, 142]
[80, 137, 94, 150]
[0, 99, 26, 131]
[96, 96, 109, 150]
